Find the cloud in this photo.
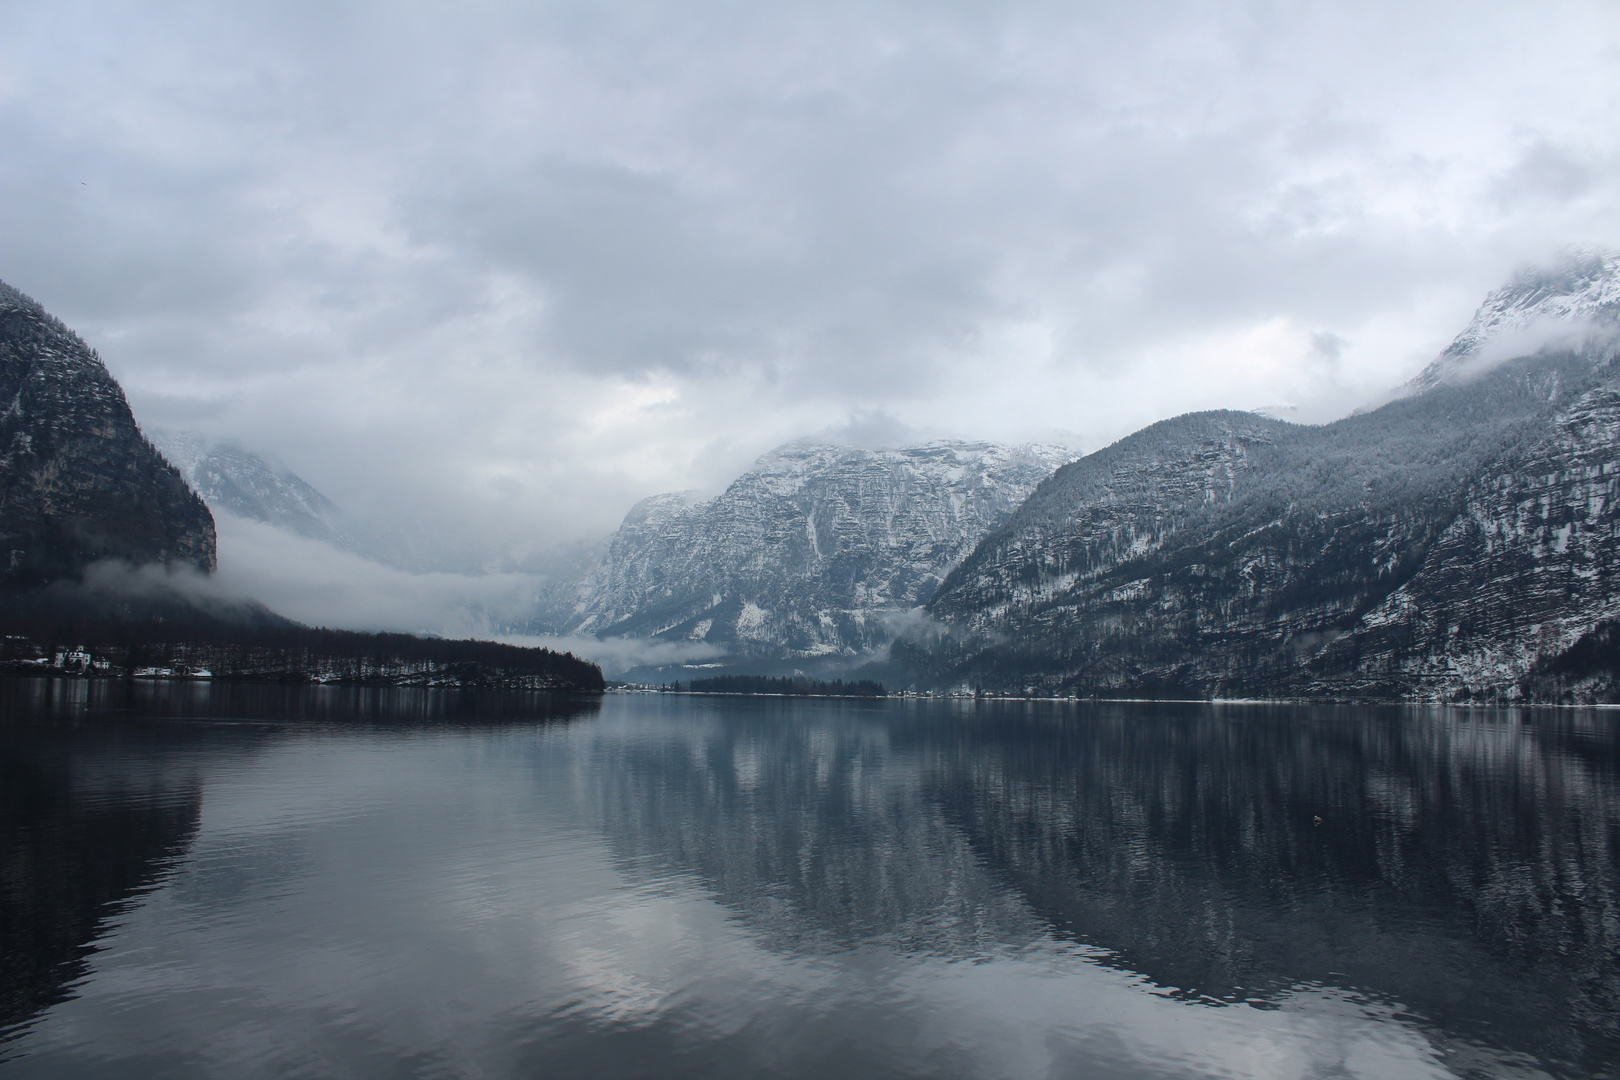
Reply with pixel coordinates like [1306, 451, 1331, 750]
[71, 557, 264, 618]
[1443, 315, 1612, 386]
[1310, 331, 1347, 364]
[1492, 139, 1602, 208]
[210, 514, 543, 636]
[69, 514, 728, 675]
[1, 0, 1617, 575]
[811, 409, 926, 450]
[495, 634, 725, 678]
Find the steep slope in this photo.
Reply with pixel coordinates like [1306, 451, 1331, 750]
[570, 441, 1074, 658]
[0, 282, 214, 590]
[148, 430, 347, 547]
[912, 254, 1620, 700]
[1308, 359, 1620, 698]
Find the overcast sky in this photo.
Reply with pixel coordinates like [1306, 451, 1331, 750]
[4, 0, 1619, 573]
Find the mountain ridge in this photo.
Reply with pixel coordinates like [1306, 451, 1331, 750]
[563, 439, 1076, 660]
[903, 255, 1620, 701]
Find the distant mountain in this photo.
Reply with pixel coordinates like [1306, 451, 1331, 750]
[904, 251, 1620, 702]
[0, 281, 214, 590]
[148, 431, 347, 547]
[565, 441, 1075, 658]
[518, 535, 610, 635]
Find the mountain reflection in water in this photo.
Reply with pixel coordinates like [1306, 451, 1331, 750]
[0, 686, 1615, 1079]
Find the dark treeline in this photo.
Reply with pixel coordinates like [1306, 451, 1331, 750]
[676, 675, 885, 697]
[1523, 617, 1620, 701]
[0, 605, 606, 692]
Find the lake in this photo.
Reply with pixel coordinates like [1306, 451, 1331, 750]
[1, 679, 1616, 1078]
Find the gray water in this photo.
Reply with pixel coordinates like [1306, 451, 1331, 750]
[2, 680, 1617, 1079]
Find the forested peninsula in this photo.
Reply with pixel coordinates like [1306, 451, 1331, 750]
[0, 614, 605, 691]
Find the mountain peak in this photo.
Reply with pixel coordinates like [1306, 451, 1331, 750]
[568, 438, 1077, 659]
[621, 490, 702, 527]
[1408, 247, 1620, 393]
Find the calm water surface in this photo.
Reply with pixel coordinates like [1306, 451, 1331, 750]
[1, 680, 1617, 1079]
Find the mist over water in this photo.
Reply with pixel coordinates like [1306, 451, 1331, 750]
[1, 682, 1616, 1078]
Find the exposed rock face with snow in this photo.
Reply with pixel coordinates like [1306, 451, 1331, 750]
[0, 282, 215, 590]
[1407, 248, 1620, 393]
[908, 251, 1620, 701]
[567, 441, 1075, 657]
[148, 430, 347, 547]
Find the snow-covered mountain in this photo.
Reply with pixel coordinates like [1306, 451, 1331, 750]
[564, 441, 1076, 658]
[148, 431, 347, 547]
[907, 252, 1620, 701]
[1407, 247, 1620, 393]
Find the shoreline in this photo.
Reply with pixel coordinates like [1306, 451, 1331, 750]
[617, 687, 1620, 708]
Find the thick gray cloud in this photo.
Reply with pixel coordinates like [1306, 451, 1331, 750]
[2, 0, 1618, 586]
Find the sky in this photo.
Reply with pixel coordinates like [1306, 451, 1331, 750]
[3, 0, 1620, 599]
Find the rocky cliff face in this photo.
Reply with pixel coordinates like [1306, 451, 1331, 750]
[910, 253, 1620, 701]
[148, 430, 346, 547]
[0, 282, 215, 590]
[568, 441, 1074, 658]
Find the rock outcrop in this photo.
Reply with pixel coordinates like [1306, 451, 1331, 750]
[0, 282, 215, 590]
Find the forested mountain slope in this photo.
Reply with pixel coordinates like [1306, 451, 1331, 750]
[908, 253, 1620, 701]
[0, 282, 214, 590]
[566, 441, 1074, 658]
